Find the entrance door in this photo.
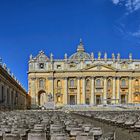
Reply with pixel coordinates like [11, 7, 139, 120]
[86, 98, 90, 105]
[70, 95, 76, 105]
[38, 92, 46, 106]
[96, 95, 101, 105]
[121, 95, 126, 104]
[107, 98, 111, 104]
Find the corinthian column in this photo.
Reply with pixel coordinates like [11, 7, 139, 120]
[112, 77, 116, 104]
[91, 77, 95, 105]
[48, 77, 54, 100]
[82, 77, 86, 104]
[77, 77, 80, 104]
[116, 77, 120, 104]
[128, 77, 132, 103]
[64, 77, 68, 105]
[103, 77, 107, 104]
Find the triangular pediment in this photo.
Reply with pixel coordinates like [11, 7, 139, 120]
[35, 51, 49, 61]
[83, 63, 116, 71]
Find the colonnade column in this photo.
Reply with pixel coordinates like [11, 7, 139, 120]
[82, 77, 86, 104]
[0, 83, 1, 102]
[64, 77, 68, 105]
[128, 77, 132, 103]
[112, 77, 116, 104]
[9, 88, 12, 106]
[116, 77, 120, 104]
[35, 78, 38, 105]
[103, 77, 107, 104]
[77, 77, 80, 104]
[91, 77, 95, 105]
[4, 86, 7, 105]
[49, 77, 54, 99]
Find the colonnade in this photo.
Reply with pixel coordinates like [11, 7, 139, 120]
[58, 76, 132, 105]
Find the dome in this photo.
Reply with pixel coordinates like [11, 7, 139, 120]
[69, 39, 91, 61]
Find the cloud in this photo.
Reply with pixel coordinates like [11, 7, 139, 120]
[111, 0, 140, 43]
[111, 0, 140, 13]
[130, 30, 140, 38]
[125, 0, 140, 13]
[112, 0, 120, 4]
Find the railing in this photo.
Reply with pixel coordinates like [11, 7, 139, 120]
[120, 85, 128, 89]
[69, 86, 77, 89]
[95, 85, 104, 89]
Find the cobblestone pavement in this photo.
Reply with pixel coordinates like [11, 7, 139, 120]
[73, 112, 140, 140]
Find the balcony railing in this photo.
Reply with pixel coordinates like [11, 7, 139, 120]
[95, 85, 103, 89]
[120, 85, 128, 89]
[69, 86, 77, 89]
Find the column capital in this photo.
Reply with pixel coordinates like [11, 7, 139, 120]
[31, 77, 36, 81]
[91, 76, 95, 79]
[112, 77, 116, 80]
[116, 76, 121, 79]
[131, 76, 138, 79]
[103, 76, 108, 79]
[48, 77, 54, 80]
[129, 76, 133, 79]
[82, 76, 86, 79]
[62, 77, 68, 80]
[77, 77, 82, 79]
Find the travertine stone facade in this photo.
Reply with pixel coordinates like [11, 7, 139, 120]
[0, 63, 27, 110]
[28, 40, 140, 107]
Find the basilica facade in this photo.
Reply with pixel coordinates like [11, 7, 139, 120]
[28, 40, 140, 107]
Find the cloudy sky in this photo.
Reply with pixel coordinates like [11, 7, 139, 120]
[112, 0, 140, 39]
[0, 0, 140, 90]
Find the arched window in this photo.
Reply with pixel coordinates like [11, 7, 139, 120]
[107, 79, 111, 87]
[57, 80, 61, 87]
[96, 79, 101, 86]
[70, 79, 74, 87]
[39, 79, 44, 88]
[121, 79, 126, 86]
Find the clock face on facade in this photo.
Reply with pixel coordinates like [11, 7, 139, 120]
[39, 63, 44, 69]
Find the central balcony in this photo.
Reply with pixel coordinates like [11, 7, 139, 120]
[120, 85, 128, 89]
[95, 85, 104, 89]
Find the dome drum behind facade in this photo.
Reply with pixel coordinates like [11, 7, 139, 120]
[69, 39, 91, 61]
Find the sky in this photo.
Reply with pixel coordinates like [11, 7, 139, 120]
[0, 0, 140, 91]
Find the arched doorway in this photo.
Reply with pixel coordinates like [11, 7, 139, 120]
[38, 90, 47, 106]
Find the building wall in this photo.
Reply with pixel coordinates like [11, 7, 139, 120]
[0, 64, 28, 110]
[28, 42, 140, 107]
[28, 71, 140, 107]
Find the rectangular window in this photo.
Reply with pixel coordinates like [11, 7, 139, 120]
[57, 65, 61, 69]
[135, 64, 139, 69]
[39, 79, 45, 88]
[70, 64, 75, 68]
[69, 79, 75, 88]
